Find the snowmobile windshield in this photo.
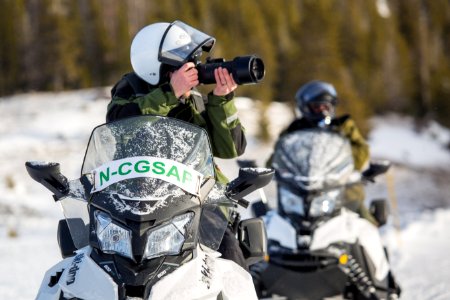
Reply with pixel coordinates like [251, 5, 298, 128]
[81, 115, 215, 199]
[272, 129, 354, 191]
[159, 21, 215, 66]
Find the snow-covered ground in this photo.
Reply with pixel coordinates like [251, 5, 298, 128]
[0, 89, 449, 299]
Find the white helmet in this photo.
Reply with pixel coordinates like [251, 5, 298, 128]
[130, 20, 216, 85]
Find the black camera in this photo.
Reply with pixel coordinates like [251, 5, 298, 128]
[196, 55, 265, 85]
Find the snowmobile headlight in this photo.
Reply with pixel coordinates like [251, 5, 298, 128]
[309, 188, 341, 217]
[143, 212, 194, 260]
[95, 211, 133, 259]
[279, 186, 305, 215]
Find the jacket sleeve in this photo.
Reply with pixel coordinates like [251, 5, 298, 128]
[106, 81, 179, 122]
[204, 92, 247, 159]
[339, 117, 370, 171]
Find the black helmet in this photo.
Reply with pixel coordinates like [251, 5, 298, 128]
[295, 80, 338, 125]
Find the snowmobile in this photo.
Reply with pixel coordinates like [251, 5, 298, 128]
[246, 129, 401, 300]
[26, 115, 274, 300]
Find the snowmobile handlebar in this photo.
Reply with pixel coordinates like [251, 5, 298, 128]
[362, 160, 391, 182]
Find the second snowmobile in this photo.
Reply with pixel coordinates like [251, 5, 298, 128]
[248, 129, 400, 300]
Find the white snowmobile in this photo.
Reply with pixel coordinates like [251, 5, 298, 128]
[247, 128, 401, 300]
[26, 115, 273, 300]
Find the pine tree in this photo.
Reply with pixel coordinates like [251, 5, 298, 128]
[0, 0, 24, 95]
[424, 0, 450, 127]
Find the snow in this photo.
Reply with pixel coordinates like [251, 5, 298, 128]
[383, 209, 450, 300]
[1, 88, 450, 299]
[369, 114, 450, 170]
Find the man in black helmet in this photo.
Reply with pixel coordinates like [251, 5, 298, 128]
[268, 80, 377, 225]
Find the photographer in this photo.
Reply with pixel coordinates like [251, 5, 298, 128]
[107, 21, 247, 180]
[106, 21, 249, 269]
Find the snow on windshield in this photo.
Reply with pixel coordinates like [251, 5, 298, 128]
[81, 116, 214, 199]
[82, 116, 211, 172]
[273, 130, 354, 189]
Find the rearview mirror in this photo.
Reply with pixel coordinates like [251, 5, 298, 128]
[362, 160, 391, 182]
[226, 167, 274, 201]
[25, 161, 69, 199]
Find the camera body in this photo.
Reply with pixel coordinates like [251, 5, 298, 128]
[196, 55, 265, 85]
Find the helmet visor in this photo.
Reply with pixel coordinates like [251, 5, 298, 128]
[159, 21, 215, 67]
[302, 84, 337, 103]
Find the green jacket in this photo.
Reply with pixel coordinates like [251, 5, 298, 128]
[106, 72, 247, 183]
[336, 116, 370, 171]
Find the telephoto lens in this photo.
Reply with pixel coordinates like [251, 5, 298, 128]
[196, 55, 265, 85]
